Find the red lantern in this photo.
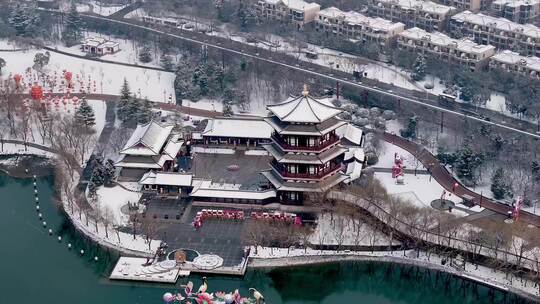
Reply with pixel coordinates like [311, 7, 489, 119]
[13, 74, 22, 88]
[30, 85, 44, 101]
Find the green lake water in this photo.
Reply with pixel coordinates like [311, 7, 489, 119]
[0, 173, 533, 304]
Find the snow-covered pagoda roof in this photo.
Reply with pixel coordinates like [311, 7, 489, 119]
[121, 121, 174, 156]
[267, 86, 342, 123]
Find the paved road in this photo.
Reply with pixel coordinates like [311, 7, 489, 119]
[382, 132, 540, 227]
[37, 8, 540, 139]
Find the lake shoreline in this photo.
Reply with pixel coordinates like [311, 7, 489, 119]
[249, 254, 540, 303]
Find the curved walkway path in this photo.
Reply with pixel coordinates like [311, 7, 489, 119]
[381, 132, 539, 227]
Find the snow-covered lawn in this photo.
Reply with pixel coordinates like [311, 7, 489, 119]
[0, 46, 176, 103]
[0, 143, 54, 158]
[76, 1, 126, 16]
[95, 183, 142, 226]
[374, 172, 477, 217]
[309, 213, 395, 246]
[376, 140, 426, 170]
[184, 98, 223, 112]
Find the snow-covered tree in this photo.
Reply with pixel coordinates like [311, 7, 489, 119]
[63, 1, 83, 47]
[124, 98, 141, 127]
[160, 53, 174, 71]
[117, 79, 131, 122]
[491, 167, 512, 199]
[222, 100, 233, 116]
[138, 44, 153, 63]
[33, 52, 50, 70]
[236, 0, 256, 31]
[400, 115, 418, 139]
[0, 57, 5, 75]
[103, 159, 116, 186]
[531, 161, 540, 181]
[411, 55, 426, 81]
[137, 98, 152, 124]
[75, 97, 96, 129]
[454, 140, 484, 184]
[8, 4, 40, 37]
[90, 163, 105, 188]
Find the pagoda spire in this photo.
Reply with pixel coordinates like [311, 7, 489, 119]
[302, 84, 309, 97]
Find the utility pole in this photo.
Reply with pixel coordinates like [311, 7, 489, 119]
[440, 112, 444, 133]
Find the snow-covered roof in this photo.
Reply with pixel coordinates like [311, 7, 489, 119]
[163, 135, 184, 158]
[492, 0, 540, 8]
[140, 171, 193, 186]
[202, 117, 273, 139]
[452, 11, 540, 39]
[399, 27, 495, 55]
[338, 123, 363, 146]
[374, 0, 455, 16]
[155, 172, 192, 186]
[284, 0, 320, 11]
[345, 161, 363, 182]
[344, 147, 365, 162]
[267, 89, 342, 123]
[492, 50, 540, 72]
[139, 171, 157, 185]
[319, 7, 405, 33]
[190, 179, 276, 200]
[121, 121, 174, 156]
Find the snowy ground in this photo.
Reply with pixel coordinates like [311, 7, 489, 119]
[0, 45, 176, 103]
[184, 98, 223, 112]
[0, 143, 55, 158]
[309, 213, 395, 246]
[94, 182, 142, 226]
[376, 140, 426, 170]
[75, 1, 127, 16]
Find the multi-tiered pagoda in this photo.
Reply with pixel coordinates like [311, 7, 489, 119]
[261, 86, 365, 203]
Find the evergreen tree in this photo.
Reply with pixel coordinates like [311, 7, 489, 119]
[123, 97, 141, 127]
[90, 164, 105, 188]
[75, 97, 96, 129]
[491, 168, 512, 199]
[460, 85, 473, 102]
[411, 55, 426, 81]
[137, 98, 153, 124]
[0, 57, 5, 75]
[102, 159, 116, 186]
[33, 52, 50, 70]
[400, 115, 418, 139]
[8, 4, 40, 37]
[236, 0, 255, 31]
[139, 44, 153, 63]
[454, 141, 483, 184]
[160, 53, 174, 71]
[532, 161, 540, 181]
[117, 79, 131, 122]
[63, 1, 83, 47]
[223, 100, 233, 116]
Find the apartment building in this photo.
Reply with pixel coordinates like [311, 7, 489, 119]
[440, 0, 482, 11]
[254, 0, 321, 28]
[368, 0, 456, 31]
[490, 50, 540, 79]
[491, 0, 540, 24]
[315, 7, 405, 47]
[397, 27, 496, 70]
[450, 11, 540, 57]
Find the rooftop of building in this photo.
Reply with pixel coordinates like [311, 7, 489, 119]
[452, 11, 540, 39]
[202, 116, 273, 139]
[399, 27, 496, 54]
[83, 37, 119, 47]
[492, 0, 540, 7]
[267, 87, 342, 124]
[373, 0, 455, 16]
[120, 121, 175, 156]
[492, 50, 540, 71]
[261, 0, 320, 11]
[318, 7, 405, 32]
